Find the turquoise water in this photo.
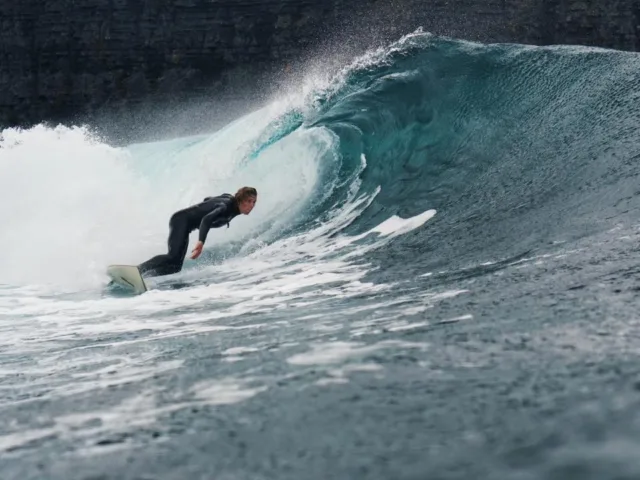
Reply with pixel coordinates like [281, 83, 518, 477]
[2, 30, 640, 479]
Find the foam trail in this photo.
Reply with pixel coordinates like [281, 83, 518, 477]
[0, 125, 163, 289]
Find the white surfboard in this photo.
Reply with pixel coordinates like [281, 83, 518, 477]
[107, 265, 148, 294]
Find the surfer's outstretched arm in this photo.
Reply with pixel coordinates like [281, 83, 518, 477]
[191, 205, 226, 259]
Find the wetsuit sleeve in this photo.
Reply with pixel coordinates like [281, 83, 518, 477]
[198, 205, 225, 244]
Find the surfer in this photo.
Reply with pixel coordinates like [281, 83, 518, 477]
[137, 187, 257, 277]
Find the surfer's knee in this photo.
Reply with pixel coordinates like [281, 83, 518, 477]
[164, 255, 184, 271]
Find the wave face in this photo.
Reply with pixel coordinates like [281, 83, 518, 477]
[2, 31, 640, 480]
[302, 32, 640, 272]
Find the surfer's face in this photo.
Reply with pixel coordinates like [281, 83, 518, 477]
[239, 195, 257, 214]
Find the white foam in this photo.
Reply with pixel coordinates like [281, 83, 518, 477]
[315, 363, 384, 386]
[222, 346, 261, 356]
[367, 209, 437, 238]
[192, 378, 268, 406]
[287, 340, 428, 366]
[386, 321, 430, 332]
[438, 314, 474, 325]
[0, 125, 165, 289]
[315, 377, 350, 386]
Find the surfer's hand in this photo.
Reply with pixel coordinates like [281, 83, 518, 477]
[190, 241, 204, 260]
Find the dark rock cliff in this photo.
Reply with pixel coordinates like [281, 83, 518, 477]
[1, 0, 639, 141]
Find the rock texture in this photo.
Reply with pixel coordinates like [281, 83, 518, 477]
[1, 0, 639, 141]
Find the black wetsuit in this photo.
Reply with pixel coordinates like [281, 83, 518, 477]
[138, 194, 240, 277]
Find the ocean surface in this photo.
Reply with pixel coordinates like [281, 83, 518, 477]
[2, 30, 640, 479]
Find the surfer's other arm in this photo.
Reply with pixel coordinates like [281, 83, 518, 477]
[198, 206, 226, 243]
[192, 206, 226, 259]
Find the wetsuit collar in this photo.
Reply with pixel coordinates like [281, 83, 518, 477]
[230, 195, 241, 216]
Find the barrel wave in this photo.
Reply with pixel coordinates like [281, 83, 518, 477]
[295, 30, 640, 273]
[2, 30, 640, 480]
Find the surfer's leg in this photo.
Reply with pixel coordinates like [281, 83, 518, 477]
[138, 214, 190, 277]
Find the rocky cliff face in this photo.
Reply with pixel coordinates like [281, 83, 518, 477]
[1, 0, 638, 141]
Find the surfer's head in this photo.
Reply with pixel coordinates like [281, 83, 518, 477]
[235, 187, 257, 215]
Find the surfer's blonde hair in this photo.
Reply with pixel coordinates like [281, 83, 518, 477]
[235, 186, 257, 203]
